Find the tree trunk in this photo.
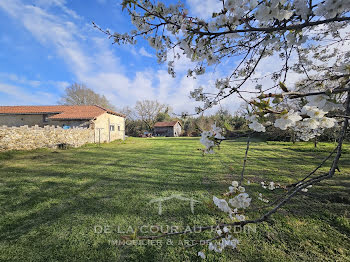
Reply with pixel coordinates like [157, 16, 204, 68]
[314, 137, 317, 148]
[292, 130, 296, 144]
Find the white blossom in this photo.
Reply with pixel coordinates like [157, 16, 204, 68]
[301, 105, 327, 119]
[208, 242, 215, 251]
[301, 185, 312, 192]
[249, 121, 266, 132]
[274, 110, 302, 130]
[235, 214, 246, 221]
[208, 237, 239, 253]
[294, 0, 310, 20]
[238, 186, 245, 193]
[302, 118, 320, 129]
[213, 196, 232, 213]
[121, 0, 350, 257]
[211, 123, 225, 139]
[268, 182, 275, 190]
[319, 117, 337, 128]
[323, 101, 344, 112]
[229, 186, 235, 193]
[200, 131, 215, 153]
[228, 193, 251, 209]
[258, 193, 269, 203]
[198, 251, 206, 259]
[200, 124, 225, 153]
[247, 115, 266, 132]
[306, 95, 329, 109]
[274, 9, 293, 21]
[232, 181, 239, 187]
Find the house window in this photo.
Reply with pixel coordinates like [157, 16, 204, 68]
[118, 125, 120, 131]
[110, 125, 115, 131]
[43, 114, 49, 123]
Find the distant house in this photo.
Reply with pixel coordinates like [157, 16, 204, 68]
[0, 105, 125, 142]
[154, 121, 182, 137]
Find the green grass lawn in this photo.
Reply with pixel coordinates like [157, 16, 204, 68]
[0, 137, 349, 262]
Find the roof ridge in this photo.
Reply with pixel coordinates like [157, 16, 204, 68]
[154, 120, 181, 127]
[0, 105, 126, 119]
[93, 104, 109, 111]
[0, 105, 91, 107]
[92, 104, 126, 118]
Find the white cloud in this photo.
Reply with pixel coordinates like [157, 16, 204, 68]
[33, 0, 81, 19]
[0, 72, 70, 105]
[0, 0, 223, 114]
[0, 82, 57, 105]
[186, 0, 222, 19]
[48, 80, 70, 91]
[169, 46, 196, 73]
[139, 47, 153, 58]
[0, 72, 41, 88]
[0, 1, 91, 76]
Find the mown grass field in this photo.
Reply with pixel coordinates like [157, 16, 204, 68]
[0, 137, 349, 262]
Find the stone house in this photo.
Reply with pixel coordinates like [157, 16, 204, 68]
[154, 121, 182, 137]
[0, 105, 125, 142]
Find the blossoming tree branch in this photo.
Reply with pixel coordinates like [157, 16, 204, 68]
[95, 0, 350, 258]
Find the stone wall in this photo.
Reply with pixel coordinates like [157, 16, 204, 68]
[0, 125, 95, 151]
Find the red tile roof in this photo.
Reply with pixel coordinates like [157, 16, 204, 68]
[154, 121, 181, 127]
[0, 105, 125, 120]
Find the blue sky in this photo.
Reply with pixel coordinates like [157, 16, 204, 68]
[0, 0, 225, 114]
[0, 0, 289, 114]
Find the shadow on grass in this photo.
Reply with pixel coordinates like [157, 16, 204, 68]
[0, 138, 350, 261]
